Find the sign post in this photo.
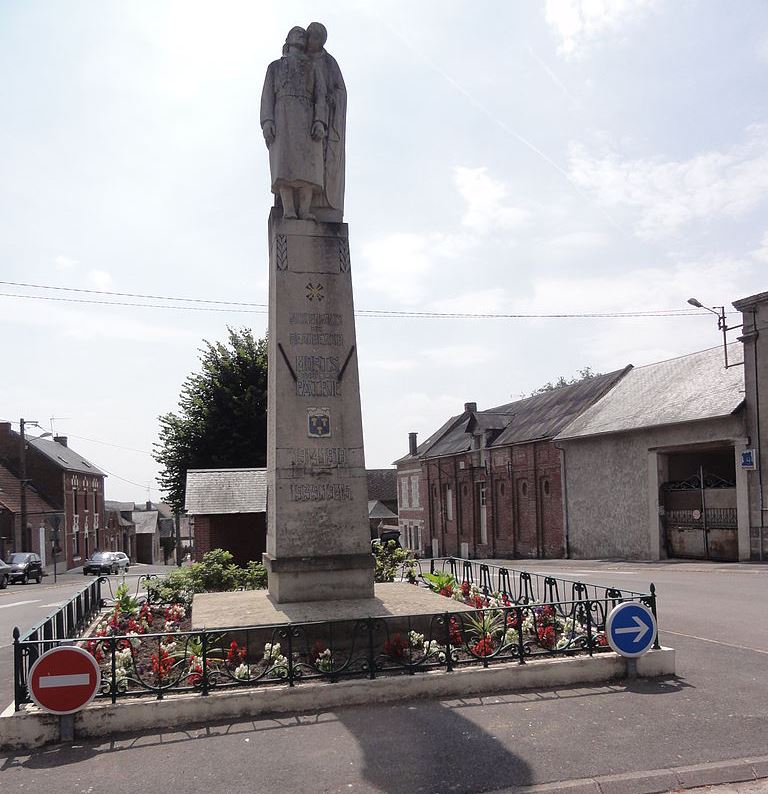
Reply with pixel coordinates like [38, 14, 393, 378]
[606, 602, 657, 661]
[28, 646, 101, 733]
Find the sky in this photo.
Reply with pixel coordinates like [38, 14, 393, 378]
[1, 0, 767, 502]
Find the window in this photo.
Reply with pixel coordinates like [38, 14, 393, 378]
[543, 479, 551, 497]
[442, 485, 453, 522]
[478, 483, 487, 545]
[520, 481, 528, 497]
[410, 476, 419, 508]
[399, 478, 410, 510]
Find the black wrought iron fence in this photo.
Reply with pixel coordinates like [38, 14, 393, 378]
[12, 574, 159, 709]
[423, 557, 647, 604]
[12, 563, 660, 711]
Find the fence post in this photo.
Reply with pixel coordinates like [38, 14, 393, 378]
[286, 628, 294, 687]
[13, 627, 23, 711]
[649, 583, 661, 650]
[201, 633, 209, 696]
[515, 607, 525, 665]
[110, 636, 117, 704]
[367, 619, 376, 680]
[585, 600, 594, 657]
[443, 613, 454, 672]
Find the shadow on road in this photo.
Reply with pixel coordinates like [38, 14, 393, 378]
[337, 702, 532, 793]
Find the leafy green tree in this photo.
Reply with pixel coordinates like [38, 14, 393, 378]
[529, 366, 601, 397]
[154, 328, 268, 513]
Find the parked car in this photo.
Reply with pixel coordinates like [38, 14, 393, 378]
[113, 551, 130, 571]
[7, 552, 43, 584]
[0, 558, 10, 589]
[371, 529, 402, 550]
[83, 551, 129, 576]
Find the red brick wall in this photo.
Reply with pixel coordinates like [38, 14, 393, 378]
[413, 441, 565, 560]
[192, 513, 266, 567]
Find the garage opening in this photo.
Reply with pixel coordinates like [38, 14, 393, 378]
[661, 448, 737, 561]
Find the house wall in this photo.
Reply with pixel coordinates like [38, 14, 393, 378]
[734, 292, 768, 558]
[397, 441, 566, 560]
[396, 464, 427, 555]
[193, 513, 266, 566]
[561, 414, 747, 560]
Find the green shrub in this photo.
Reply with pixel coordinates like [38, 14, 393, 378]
[373, 540, 417, 584]
[144, 548, 268, 605]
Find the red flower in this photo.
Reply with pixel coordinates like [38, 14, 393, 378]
[537, 625, 556, 649]
[594, 632, 609, 647]
[187, 663, 203, 686]
[471, 635, 495, 657]
[151, 648, 174, 680]
[226, 640, 247, 665]
[384, 633, 408, 659]
[439, 585, 454, 598]
[461, 581, 471, 597]
[448, 617, 463, 647]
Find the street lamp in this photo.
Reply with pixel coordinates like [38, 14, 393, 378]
[687, 297, 743, 369]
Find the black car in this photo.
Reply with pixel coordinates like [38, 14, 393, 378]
[0, 558, 10, 589]
[83, 551, 129, 575]
[7, 552, 43, 584]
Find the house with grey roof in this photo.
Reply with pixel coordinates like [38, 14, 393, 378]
[556, 344, 749, 561]
[185, 468, 268, 566]
[393, 369, 629, 560]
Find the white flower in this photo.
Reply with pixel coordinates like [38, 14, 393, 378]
[263, 642, 283, 661]
[504, 628, 519, 647]
[423, 640, 440, 656]
[234, 663, 251, 680]
[409, 631, 425, 648]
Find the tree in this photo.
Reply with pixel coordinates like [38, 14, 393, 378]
[529, 367, 601, 397]
[154, 328, 268, 513]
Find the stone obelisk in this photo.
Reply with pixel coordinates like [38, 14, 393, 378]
[260, 23, 374, 602]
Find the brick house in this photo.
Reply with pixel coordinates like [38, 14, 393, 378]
[0, 423, 106, 570]
[394, 370, 628, 559]
[185, 468, 267, 566]
[0, 462, 59, 563]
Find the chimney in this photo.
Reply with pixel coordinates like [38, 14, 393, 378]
[408, 432, 418, 456]
[54, 435, 68, 447]
[146, 500, 153, 511]
[0, 421, 10, 436]
[464, 402, 477, 413]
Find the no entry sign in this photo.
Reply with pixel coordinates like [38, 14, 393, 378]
[28, 646, 101, 715]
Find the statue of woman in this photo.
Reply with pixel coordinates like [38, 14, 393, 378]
[306, 22, 346, 219]
[260, 26, 328, 220]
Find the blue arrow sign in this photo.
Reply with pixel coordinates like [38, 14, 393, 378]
[605, 602, 657, 658]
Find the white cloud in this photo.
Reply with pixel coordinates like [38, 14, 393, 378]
[545, 0, 657, 57]
[364, 358, 417, 373]
[427, 288, 510, 315]
[88, 270, 114, 290]
[453, 166, 529, 234]
[54, 255, 78, 270]
[422, 344, 496, 367]
[751, 230, 768, 263]
[568, 125, 768, 239]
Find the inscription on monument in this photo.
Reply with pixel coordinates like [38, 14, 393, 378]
[296, 355, 341, 397]
[289, 312, 345, 346]
[289, 482, 352, 502]
[291, 447, 348, 467]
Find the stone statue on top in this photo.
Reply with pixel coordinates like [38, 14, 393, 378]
[260, 23, 347, 222]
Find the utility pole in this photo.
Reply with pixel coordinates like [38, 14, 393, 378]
[19, 418, 29, 551]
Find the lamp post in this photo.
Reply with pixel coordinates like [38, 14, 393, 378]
[687, 298, 743, 369]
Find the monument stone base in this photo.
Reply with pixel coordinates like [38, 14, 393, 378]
[262, 553, 374, 603]
[192, 582, 472, 629]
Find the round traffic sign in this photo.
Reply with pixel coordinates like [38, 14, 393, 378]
[605, 602, 657, 658]
[28, 646, 101, 715]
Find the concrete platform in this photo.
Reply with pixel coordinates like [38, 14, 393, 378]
[192, 583, 474, 629]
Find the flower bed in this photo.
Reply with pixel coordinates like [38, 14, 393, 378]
[71, 572, 624, 702]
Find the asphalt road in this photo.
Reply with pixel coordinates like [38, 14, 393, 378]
[1, 560, 767, 793]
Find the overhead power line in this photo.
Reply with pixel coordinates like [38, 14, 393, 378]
[0, 280, 735, 319]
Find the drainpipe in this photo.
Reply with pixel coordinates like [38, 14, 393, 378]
[554, 441, 570, 559]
